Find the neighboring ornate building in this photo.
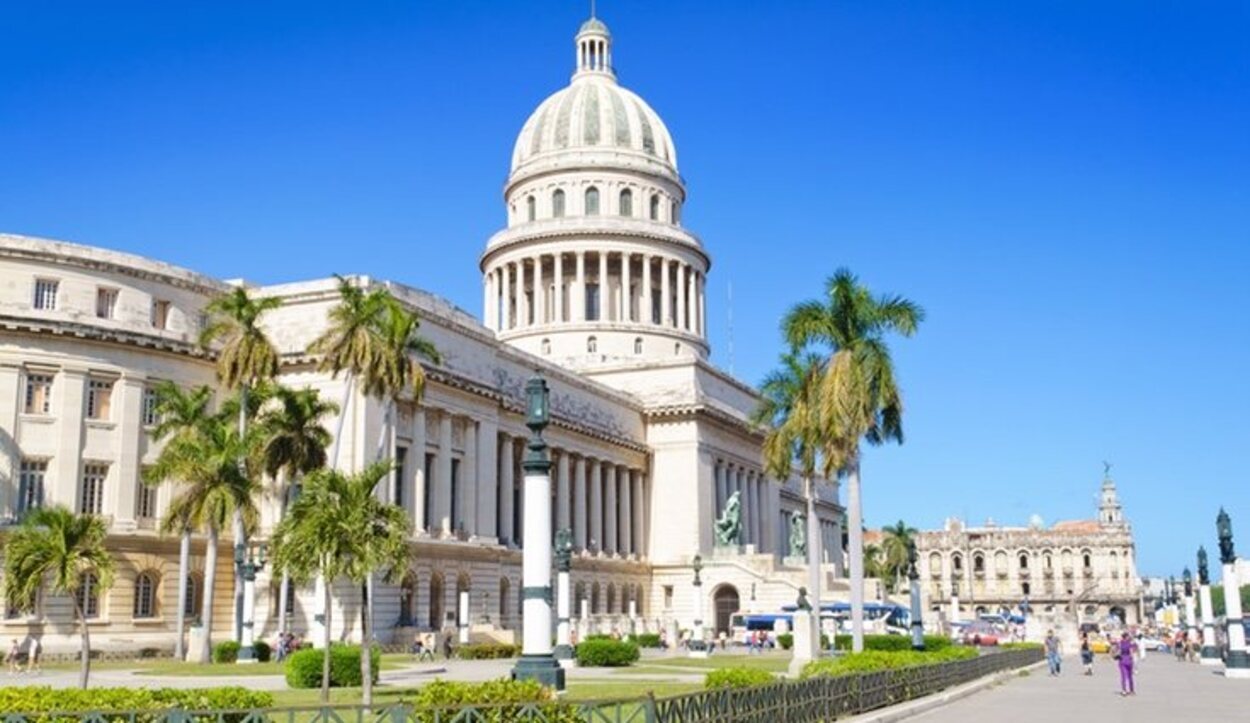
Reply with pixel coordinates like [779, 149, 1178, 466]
[916, 472, 1143, 626]
[0, 16, 846, 656]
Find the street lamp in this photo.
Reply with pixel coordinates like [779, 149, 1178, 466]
[906, 539, 924, 650]
[234, 541, 268, 663]
[1182, 567, 1197, 646]
[1216, 508, 1250, 677]
[554, 527, 574, 666]
[510, 376, 565, 690]
[689, 554, 708, 656]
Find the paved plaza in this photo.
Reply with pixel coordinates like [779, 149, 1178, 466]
[911, 653, 1247, 722]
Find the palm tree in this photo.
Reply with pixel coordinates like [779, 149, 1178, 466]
[3, 506, 114, 688]
[200, 285, 281, 643]
[783, 268, 924, 652]
[258, 386, 337, 635]
[862, 543, 888, 581]
[159, 414, 262, 663]
[881, 520, 918, 593]
[752, 350, 828, 654]
[144, 381, 214, 660]
[270, 461, 411, 705]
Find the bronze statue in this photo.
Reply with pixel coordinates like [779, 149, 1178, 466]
[1218, 507, 1236, 564]
[714, 492, 743, 547]
[796, 586, 812, 611]
[1198, 546, 1210, 586]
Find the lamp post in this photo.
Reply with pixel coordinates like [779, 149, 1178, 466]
[907, 539, 924, 650]
[554, 527, 574, 667]
[234, 542, 268, 663]
[1217, 508, 1250, 678]
[510, 376, 565, 689]
[1182, 567, 1197, 648]
[689, 554, 708, 657]
[1198, 546, 1220, 665]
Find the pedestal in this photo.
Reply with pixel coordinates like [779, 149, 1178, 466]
[908, 578, 924, 650]
[788, 609, 817, 677]
[237, 575, 258, 663]
[1221, 563, 1250, 678]
[1200, 584, 1220, 665]
[554, 569, 573, 667]
[688, 582, 709, 657]
[458, 590, 470, 645]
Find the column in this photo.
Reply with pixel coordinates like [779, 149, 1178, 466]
[573, 456, 588, 550]
[737, 467, 749, 546]
[556, 451, 571, 534]
[604, 464, 618, 555]
[620, 468, 633, 557]
[589, 460, 603, 554]
[518, 261, 529, 327]
[499, 434, 515, 545]
[483, 272, 494, 330]
[639, 472, 649, 557]
[413, 407, 427, 533]
[0, 366, 18, 519]
[553, 252, 564, 323]
[52, 369, 86, 510]
[713, 461, 724, 517]
[660, 258, 671, 326]
[631, 470, 644, 558]
[676, 264, 687, 331]
[476, 417, 499, 539]
[437, 413, 453, 536]
[598, 251, 609, 321]
[113, 375, 145, 528]
[575, 252, 586, 322]
[534, 255, 545, 325]
[642, 254, 653, 325]
[501, 265, 512, 330]
[621, 252, 632, 322]
[696, 272, 705, 336]
[461, 421, 477, 536]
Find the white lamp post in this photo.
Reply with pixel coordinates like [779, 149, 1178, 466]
[234, 542, 267, 663]
[554, 527, 574, 667]
[1198, 546, 1220, 665]
[1217, 508, 1250, 678]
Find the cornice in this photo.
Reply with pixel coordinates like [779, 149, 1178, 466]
[0, 314, 214, 362]
[1, 234, 226, 296]
[481, 219, 709, 270]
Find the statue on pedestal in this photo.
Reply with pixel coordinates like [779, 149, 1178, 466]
[714, 492, 742, 547]
[789, 515, 807, 557]
[1218, 507, 1236, 564]
[1198, 546, 1210, 586]
[555, 527, 573, 573]
[796, 586, 812, 611]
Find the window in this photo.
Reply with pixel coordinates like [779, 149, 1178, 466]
[151, 300, 171, 329]
[633, 337, 643, 355]
[663, 585, 674, 609]
[1083, 553, 1092, 569]
[95, 287, 119, 319]
[649, 194, 660, 221]
[133, 573, 156, 618]
[585, 187, 599, 215]
[77, 572, 101, 618]
[184, 574, 202, 617]
[136, 482, 157, 520]
[18, 460, 47, 514]
[587, 336, 597, 353]
[541, 338, 551, 355]
[86, 379, 114, 420]
[585, 283, 600, 321]
[526, 195, 536, 221]
[973, 554, 984, 573]
[1018, 554, 1029, 569]
[671, 201, 680, 224]
[24, 373, 53, 415]
[552, 189, 565, 218]
[394, 446, 408, 508]
[81, 464, 107, 515]
[142, 387, 159, 426]
[274, 578, 297, 619]
[952, 554, 963, 572]
[619, 189, 632, 217]
[33, 279, 59, 310]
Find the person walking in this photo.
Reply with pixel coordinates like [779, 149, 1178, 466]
[4, 639, 20, 674]
[1044, 630, 1062, 676]
[1080, 634, 1094, 676]
[1117, 631, 1137, 696]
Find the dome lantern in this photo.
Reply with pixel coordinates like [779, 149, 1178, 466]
[575, 16, 613, 78]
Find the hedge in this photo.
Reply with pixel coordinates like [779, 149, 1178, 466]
[800, 647, 978, 679]
[456, 643, 520, 660]
[777, 633, 793, 650]
[0, 687, 273, 722]
[212, 640, 240, 664]
[705, 667, 776, 689]
[403, 680, 578, 723]
[1000, 642, 1043, 651]
[628, 633, 663, 648]
[574, 638, 640, 667]
[284, 644, 381, 688]
[832, 634, 951, 652]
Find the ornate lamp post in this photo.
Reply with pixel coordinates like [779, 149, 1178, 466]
[510, 377, 565, 689]
[1217, 508, 1250, 677]
[689, 554, 708, 657]
[1182, 567, 1197, 648]
[234, 541, 268, 663]
[554, 527, 574, 666]
[907, 539, 924, 650]
[1198, 546, 1220, 665]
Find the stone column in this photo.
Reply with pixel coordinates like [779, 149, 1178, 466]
[660, 258, 671, 326]
[676, 264, 687, 331]
[519, 260, 530, 327]
[589, 460, 603, 554]
[642, 255, 653, 324]
[575, 252, 586, 322]
[598, 251, 609, 321]
[413, 407, 427, 533]
[620, 468, 633, 557]
[534, 255, 545, 326]
[737, 467, 750, 547]
[500, 265, 511, 330]
[639, 472, 649, 557]
[1222, 561, 1250, 676]
[631, 471, 644, 558]
[621, 252, 632, 322]
[52, 369, 86, 510]
[499, 434, 515, 545]
[604, 464, 618, 555]
[554, 252, 564, 323]
[476, 418, 499, 540]
[573, 456, 588, 551]
[0, 365, 19, 519]
[483, 271, 494, 330]
[696, 272, 705, 336]
[556, 451, 571, 535]
[113, 375, 145, 529]
[461, 420, 478, 536]
[437, 413, 453, 536]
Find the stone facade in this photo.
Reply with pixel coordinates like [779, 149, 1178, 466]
[0, 16, 845, 656]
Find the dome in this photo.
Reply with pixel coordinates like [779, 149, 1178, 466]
[579, 17, 610, 36]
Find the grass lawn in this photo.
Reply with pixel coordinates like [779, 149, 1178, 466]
[43, 654, 417, 678]
[636, 654, 791, 673]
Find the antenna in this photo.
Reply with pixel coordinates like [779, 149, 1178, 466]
[590, 0, 596, 18]
[727, 280, 735, 375]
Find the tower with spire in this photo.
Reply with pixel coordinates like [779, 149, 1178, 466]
[1098, 462, 1126, 527]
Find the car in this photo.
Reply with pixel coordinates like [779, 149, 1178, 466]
[1137, 636, 1168, 652]
[1087, 637, 1111, 654]
[961, 621, 1001, 646]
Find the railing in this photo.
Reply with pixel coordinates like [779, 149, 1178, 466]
[0, 649, 1041, 723]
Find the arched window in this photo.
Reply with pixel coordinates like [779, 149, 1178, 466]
[587, 336, 597, 353]
[133, 572, 156, 619]
[1082, 552, 1092, 569]
[633, 337, 643, 355]
[649, 194, 660, 220]
[671, 201, 680, 224]
[951, 553, 963, 573]
[526, 195, 536, 221]
[591, 582, 601, 614]
[607, 583, 616, 614]
[928, 552, 942, 577]
[184, 573, 202, 618]
[541, 338, 551, 355]
[1018, 553, 1029, 570]
[552, 189, 566, 218]
[972, 553, 985, 573]
[619, 189, 633, 217]
[585, 187, 600, 215]
[77, 571, 100, 619]
[399, 574, 417, 626]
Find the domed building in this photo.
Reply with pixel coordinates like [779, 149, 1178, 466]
[0, 16, 845, 658]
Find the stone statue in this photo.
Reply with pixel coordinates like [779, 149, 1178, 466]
[796, 586, 812, 611]
[555, 527, 574, 572]
[1103, 460, 1113, 478]
[1198, 545, 1210, 586]
[714, 491, 742, 547]
[789, 515, 807, 557]
[1218, 507, 1236, 564]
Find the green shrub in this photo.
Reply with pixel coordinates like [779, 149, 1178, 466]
[252, 641, 271, 662]
[1000, 642, 1043, 651]
[456, 643, 520, 660]
[403, 680, 578, 723]
[800, 647, 977, 679]
[777, 633, 793, 650]
[212, 640, 241, 664]
[0, 687, 273, 722]
[575, 638, 640, 667]
[628, 633, 663, 648]
[284, 644, 381, 688]
[832, 634, 951, 652]
[704, 667, 776, 689]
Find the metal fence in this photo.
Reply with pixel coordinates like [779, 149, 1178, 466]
[1, 648, 1041, 723]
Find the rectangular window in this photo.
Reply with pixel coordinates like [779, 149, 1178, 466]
[450, 458, 461, 532]
[81, 464, 107, 515]
[18, 460, 48, 514]
[77, 573, 100, 619]
[423, 453, 435, 531]
[151, 300, 171, 329]
[142, 387, 159, 426]
[393, 446, 408, 509]
[136, 482, 157, 520]
[663, 585, 674, 610]
[95, 287, 119, 319]
[24, 373, 53, 415]
[33, 279, 59, 310]
[86, 379, 114, 420]
[585, 283, 600, 321]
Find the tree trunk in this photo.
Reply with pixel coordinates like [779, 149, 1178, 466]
[277, 472, 293, 637]
[847, 456, 865, 653]
[174, 527, 191, 660]
[74, 596, 90, 689]
[804, 475, 822, 651]
[233, 383, 249, 644]
[329, 374, 355, 470]
[320, 575, 333, 703]
[360, 581, 373, 706]
[200, 525, 220, 664]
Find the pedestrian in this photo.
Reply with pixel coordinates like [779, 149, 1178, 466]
[1080, 634, 1094, 676]
[442, 633, 453, 660]
[25, 637, 39, 674]
[4, 639, 19, 674]
[1044, 629, 1062, 676]
[1117, 632, 1136, 696]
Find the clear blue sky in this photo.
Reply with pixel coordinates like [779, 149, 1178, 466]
[2, 1, 1247, 576]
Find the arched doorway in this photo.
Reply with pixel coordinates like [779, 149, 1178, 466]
[1109, 606, 1126, 624]
[399, 573, 418, 626]
[713, 584, 740, 636]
